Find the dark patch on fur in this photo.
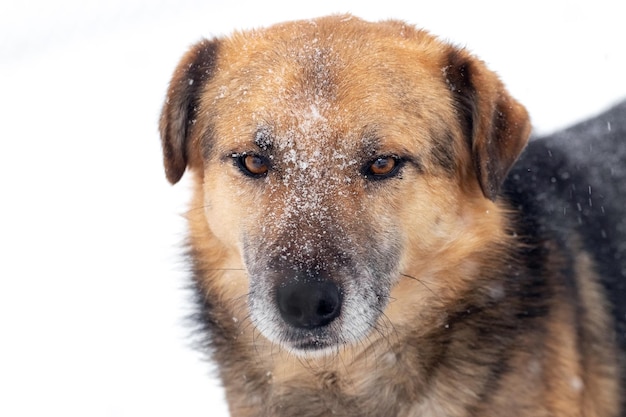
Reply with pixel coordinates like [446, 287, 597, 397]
[181, 41, 219, 144]
[503, 102, 626, 407]
[444, 48, 530, 201]
[444, 49, 475, 151]
[429, 130, 457, 173]
[539, 102, 626, 349]
[505, 124, 626, 349]
[487, 104, 508, 172]
[160, 39, 220, 183]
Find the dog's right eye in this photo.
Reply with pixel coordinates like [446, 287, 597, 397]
[362, 156, 404, 180]
[234, 153, 270, 177]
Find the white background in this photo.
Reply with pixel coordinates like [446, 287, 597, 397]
[1, 1, 625, 416]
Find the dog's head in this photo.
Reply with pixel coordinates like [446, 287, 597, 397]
[160, 15, 530, 356]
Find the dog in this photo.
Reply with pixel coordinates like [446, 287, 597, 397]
[159, 15, 626, 416]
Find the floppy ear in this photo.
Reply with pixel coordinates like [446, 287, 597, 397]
[444, 49, 531, 200]
[159, 39, 219, 184]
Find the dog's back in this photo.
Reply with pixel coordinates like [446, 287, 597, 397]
[504, 101, 626, 411]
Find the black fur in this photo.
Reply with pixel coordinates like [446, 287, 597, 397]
[503, 101, 626, 413]
[504, 101, 626, 349]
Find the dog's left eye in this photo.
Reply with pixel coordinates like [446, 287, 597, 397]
[363, 156, 403, 179]
[234, 153, 270, 177]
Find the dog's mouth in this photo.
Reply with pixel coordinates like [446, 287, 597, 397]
[285, 331, 342, 355]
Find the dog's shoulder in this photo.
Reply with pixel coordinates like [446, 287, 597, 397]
[503, 100, 626, 350]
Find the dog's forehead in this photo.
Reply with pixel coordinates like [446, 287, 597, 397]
[206, 16, 451, 152]
[216, 20, 444, 99]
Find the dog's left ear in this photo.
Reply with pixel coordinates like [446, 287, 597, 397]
[444, 48, 531, 200]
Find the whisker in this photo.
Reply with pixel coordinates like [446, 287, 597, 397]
[186, 204, 211, 215]
[399, 272, 441, 300]
[203, 268, 247, 272]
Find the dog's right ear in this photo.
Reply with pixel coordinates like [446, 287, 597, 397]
[159, 39, 219, 184]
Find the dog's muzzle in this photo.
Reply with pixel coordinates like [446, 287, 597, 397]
[245, 235, 397, 354]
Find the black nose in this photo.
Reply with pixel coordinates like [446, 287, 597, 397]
[276, 280, 342, 329]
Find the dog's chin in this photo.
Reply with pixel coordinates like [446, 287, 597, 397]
[259, 321, 375, 359]
[286, 344, 342, 359]
[280, 334, 347, 358]
[253, 325, 345, 358]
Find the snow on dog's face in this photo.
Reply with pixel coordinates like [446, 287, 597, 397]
[160, 15, 530, 356]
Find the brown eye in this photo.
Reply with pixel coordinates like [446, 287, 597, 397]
[235, 153, 270, 177]
[364, 156, 403, 179]
[370, 157, 396, 175]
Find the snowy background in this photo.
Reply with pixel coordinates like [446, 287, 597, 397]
[1, 0, 624, 416]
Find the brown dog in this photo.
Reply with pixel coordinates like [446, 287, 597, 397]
[159, 15, 626, 416]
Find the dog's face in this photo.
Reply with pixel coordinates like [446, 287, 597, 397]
[160, 16, 530, 356]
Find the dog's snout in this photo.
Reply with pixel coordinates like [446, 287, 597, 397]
[276, 280, 342, 329]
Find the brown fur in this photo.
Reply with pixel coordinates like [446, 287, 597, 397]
[159, 15, 623, 417]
